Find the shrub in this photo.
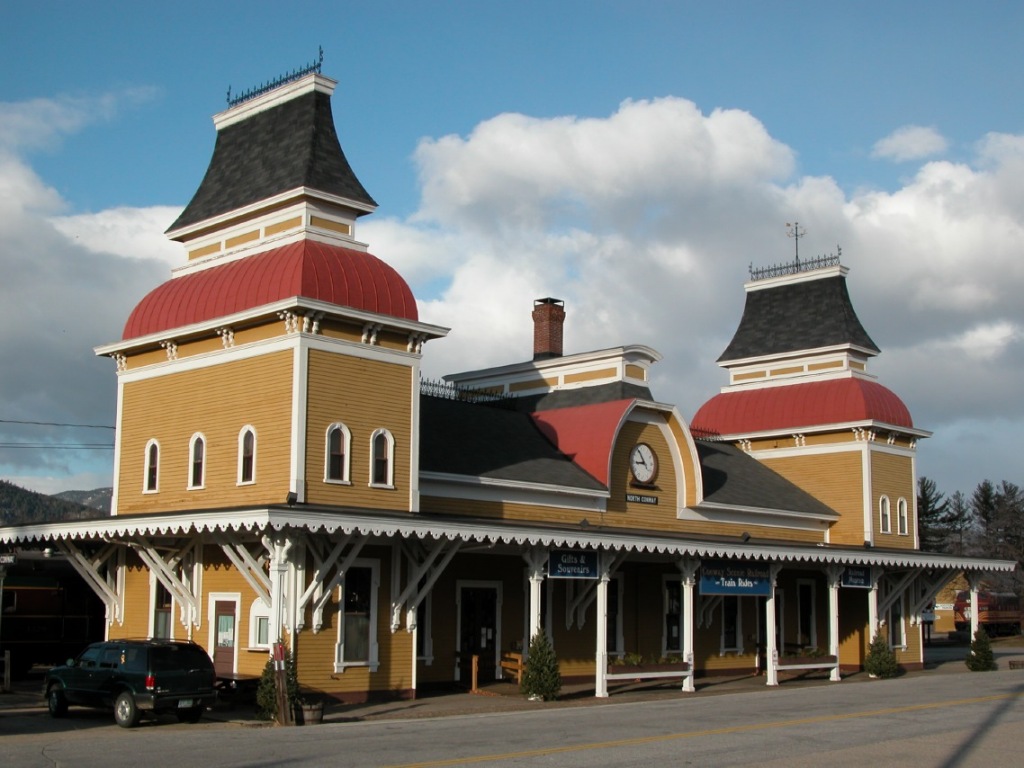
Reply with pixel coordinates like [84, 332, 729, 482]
[256, 649, 300, 722]
[965, 628, 998, 671]
[864, 632, 899, 678]
[520, 631, 561, 701]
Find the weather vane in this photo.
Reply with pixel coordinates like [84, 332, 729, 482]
[785, 221, 806, 264]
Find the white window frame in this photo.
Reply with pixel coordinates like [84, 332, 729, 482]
[188, 432, 206, 490]
[888, 593, 906, 649]
[143, 439, 160, 493]
[248, 598, 271, 650]
[148, 573, 175, 640]
[796, 578, 818, 649]
[334, 559, 380, 673]
[662, 575, 684, 657]
[897, 497, 909, 536]
[369, 428, 395, 489]
[879, 495, 891, 534]
[324, 422, 352, 484]
[237, 425, 257, 485]
[720, 596, 743, 655]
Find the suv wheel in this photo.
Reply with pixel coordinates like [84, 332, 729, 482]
[114, 691, 140, 728]
[47, 685, 68, 718]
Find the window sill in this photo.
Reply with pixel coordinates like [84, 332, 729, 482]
[369, 483, 395, 491]
[324, 479, 352, 486]
[333, 662, 380, 674]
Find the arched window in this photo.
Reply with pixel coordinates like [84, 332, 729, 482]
[144, 439, 160, 493]
[370, 429, 394, 488]
[238, 426, 256, 485]
[189, 433, 206, 489]
[248, 598, 271, 649]
[325, 423, 351, 483]
[879, 496, 891, 534]
[897, 497, 909, 536]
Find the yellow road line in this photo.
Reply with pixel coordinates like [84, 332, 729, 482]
[382, 692, 1023, 768]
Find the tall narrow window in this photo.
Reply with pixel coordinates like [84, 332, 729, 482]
[797, 580, 817, 648]
[144, 440, 159, 493]
[370, 429, 394, 487]
[888, 594, 906, 648]
[606, 577, 622, 656]
[336, 561, 380, 671]
[153, 581, 172, 639]
[879, 496, 891, 534]
[238, 426, 256, 484]
[249, 599, 271, 649]
[325, 423, 351, 483]
[664, 579, 683, 655]
[897, 498, 908, 535]
[189, 433, 205, 489]
[721, 596, 742, 653]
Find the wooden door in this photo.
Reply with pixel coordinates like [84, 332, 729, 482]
[213, 601, 236, 677]
[458, 586, 498, 682]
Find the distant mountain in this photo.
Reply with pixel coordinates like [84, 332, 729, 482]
[0, 480, 108, 526]
[54, 487, 112, 514]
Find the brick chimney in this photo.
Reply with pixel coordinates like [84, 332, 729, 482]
[532, 298, 565, 360]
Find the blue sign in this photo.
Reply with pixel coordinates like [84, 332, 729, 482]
[548, 550, 599, 579]
[699, 560, 772, 596]
[841, 566, 872, 588]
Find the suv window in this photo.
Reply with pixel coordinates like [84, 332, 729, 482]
[122, 646, 146, 673]
[78, 646, 103, 669]
[152, 644, 213, 672]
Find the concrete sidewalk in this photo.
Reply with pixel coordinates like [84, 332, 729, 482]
[3, 641, 1019, 728]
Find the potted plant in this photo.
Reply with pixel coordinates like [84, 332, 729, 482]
[298, 694, 324, 725]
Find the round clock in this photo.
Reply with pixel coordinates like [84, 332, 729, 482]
[629, 443, 658, 484]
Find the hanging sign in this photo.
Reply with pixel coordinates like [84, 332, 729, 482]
[841, 566, 872, 588]
[548, 550, 599, 579]
[699, 560, 772, 596]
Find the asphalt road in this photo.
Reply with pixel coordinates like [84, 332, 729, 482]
[2, 666, 1023, 767]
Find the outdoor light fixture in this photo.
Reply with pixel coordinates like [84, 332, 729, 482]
[740, 532, 751, 543]
[285, 492, 298, 506]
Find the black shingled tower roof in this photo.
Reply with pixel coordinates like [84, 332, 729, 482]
[718, 273, 879, 363]
[168, 88, 376, 233]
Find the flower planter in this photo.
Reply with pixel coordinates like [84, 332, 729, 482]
[300, 701, 323, 725]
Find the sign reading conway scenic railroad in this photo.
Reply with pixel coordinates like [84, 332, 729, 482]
[699, 560, 772, 596]
[548, 550, 599, 579]
[841, 566, 872, 588]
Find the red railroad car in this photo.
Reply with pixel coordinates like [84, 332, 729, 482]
[953, 590, 1022, 636]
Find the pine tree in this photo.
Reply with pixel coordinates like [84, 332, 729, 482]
[942, 491, 973, 557]
[917, 476, 949, 552]
[864, 632, 898, 678]
[520, 631, 561, 701]
[965, 628, 998, 671]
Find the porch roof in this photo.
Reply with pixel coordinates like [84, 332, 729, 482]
[0, 506, 1014, 574]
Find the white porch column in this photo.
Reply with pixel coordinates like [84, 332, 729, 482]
[264, 533, 290, 646]
[765, 564, 782, 686]
[968, 576, 982, 640]
[680, 558, 699, 693]
[827, 565, 843, 682]
[523, 547, 547, 647]
[595, 557, 610, 698]
[868, 567, 881, 642]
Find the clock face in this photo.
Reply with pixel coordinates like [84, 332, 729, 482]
[629, 443, 658, 484]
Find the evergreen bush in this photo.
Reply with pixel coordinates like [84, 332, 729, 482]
[520, 631, 561, 701]
[965, 628, 998, 671]
[256, 649, 300, 722]
[864, 632, 899, 678]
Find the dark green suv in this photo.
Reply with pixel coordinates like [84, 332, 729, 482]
[44, 639, 217, 728]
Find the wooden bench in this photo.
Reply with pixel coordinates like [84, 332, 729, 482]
[500, 651, 525, 683]
[1008, 659, 1024, 670]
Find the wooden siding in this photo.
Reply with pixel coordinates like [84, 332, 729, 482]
[760, 450, 866, 546]
[871, 450, 916, 549]
[304, 349, 414, 511]
[116, 351, 294, 514]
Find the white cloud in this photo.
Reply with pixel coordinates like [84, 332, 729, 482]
[5, 92, 1024, 499]
[871, 125, 949, 162]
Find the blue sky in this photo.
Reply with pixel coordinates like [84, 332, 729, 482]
[2, 1, 1023, 501]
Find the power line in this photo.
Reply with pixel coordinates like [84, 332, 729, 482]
[0, 443, 114, 450]
[0, 419, 115, 430]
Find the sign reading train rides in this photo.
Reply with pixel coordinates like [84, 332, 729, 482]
[548, 550, 599, 579]
[699, 560, 772, 596]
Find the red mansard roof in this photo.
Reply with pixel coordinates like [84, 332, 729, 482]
[123, 240, 418, 339]
[690, 378, 913, 437]
[530, 399, 635, 486]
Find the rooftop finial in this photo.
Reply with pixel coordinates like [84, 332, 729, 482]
[785, 221, 806, 264]
[226, 46, 325, 107]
